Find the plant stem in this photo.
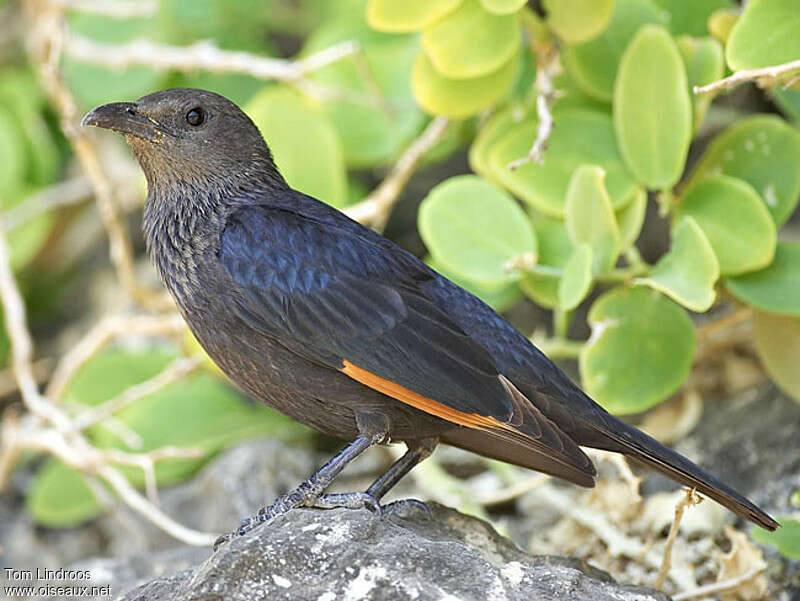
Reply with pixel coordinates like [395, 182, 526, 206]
[532, 336, 584, 359]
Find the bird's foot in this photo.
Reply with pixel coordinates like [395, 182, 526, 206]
[213, 489, 313, 551]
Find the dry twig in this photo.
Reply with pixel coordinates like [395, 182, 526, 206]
[507, 46, 561, 170]
[672, 565, 767, 601]
[694, 58, 800, 94]
[46, 312, 184, 400]
[654, 488, 702, 589]
[345, 116, 449, 231]
[63, 33, 385, 107]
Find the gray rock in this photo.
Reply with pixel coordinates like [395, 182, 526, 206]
[116, 504, 668, 601]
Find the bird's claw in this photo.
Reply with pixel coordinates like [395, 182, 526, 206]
[213, 494, 430, 551]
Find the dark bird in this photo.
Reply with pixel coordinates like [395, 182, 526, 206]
[82, 89, 778, 548]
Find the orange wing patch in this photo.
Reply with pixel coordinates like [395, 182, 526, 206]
[341, 360, 514, 433]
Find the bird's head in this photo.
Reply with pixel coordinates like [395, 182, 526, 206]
[82, 88, 284, 193]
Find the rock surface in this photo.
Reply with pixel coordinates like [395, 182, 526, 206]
[116, 504, 668, 601]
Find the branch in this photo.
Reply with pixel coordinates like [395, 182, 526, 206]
[654, 488, 702, 589]
[72, 355, 203, 431]
[672, 565, 767, 601]
[2, 176, 92, 231]
[62, 33, 386, 107]
[345, 116, 449, 231]
[694, 58, 800, 94]
[45, 312, 185, 400]
[507, 45, 561, 170]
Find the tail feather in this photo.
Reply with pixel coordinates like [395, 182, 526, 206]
[588, 416, 779, 531]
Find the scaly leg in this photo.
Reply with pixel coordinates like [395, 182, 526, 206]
[314, 437, 437, 515]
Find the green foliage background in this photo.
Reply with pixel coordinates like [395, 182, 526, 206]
[1, 0, 799, 555]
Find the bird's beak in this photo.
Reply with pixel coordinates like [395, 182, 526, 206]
[81, 102, 166, 142]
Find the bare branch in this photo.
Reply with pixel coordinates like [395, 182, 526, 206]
[694, 58, 800, 94]
[654, 488, 702, 589]
[345, 116, 450, 231]
[46, 313, 185, 400]
[507, 46, 561, 170]
[2, 177, 92, 230]
[62, 33, 386, 107]
[672, 565, 767, 601]
[72, 355, 203, 430]
[0, 210, 73, 432]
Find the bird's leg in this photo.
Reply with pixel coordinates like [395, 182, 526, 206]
[214, 431, 383, 550]
[314, 437, 437, 516]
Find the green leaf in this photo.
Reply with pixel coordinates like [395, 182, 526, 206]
[488, 108, 638, 217]
[303, 18, 425, 167]
[727, 242, 800, 317]
[683, 114, 800, 226]
[426, 255, 523, 312]
[562, 0, 667, 102]
[544, 0, 615, 43]
[580, 287, 696, 414]
[27, 460, 102, 528]
[753, 518, 800, 559]
[421, 0, 520, 79]
[707, 7, 739, 44]
[636, 216, 719, 311]
[652, 0, 733, 36]
[367, 0, 462, 32]
[613, 25, 692, 189]
[676, 35, 724, 132]
[772, 87, 800, 123]
[412, 49, 518, 118]
[520, 216, 572, 308]
[418, 175, 536, 286]
[480, 0, 527, 15]
[753, 312, 800, 403]
[676, 175, 776, 275]
[564, 165, 621, 275]
[245, 86, 348, 208]
[616, 186, 647, 250]
[726, 0, 800, 70]
[559, 243, 593, 310]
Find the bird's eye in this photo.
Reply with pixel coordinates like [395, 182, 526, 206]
[186, 107, 205, 126]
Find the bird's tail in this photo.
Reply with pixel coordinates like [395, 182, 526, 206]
[585, 414, 779, 531]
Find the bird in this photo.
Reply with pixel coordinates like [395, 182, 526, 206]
[82, 88, 778, 549]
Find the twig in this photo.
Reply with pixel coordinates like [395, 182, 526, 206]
[694, 58, 800, 94]
[345, 117, 449, 231]
[23, 1, 164, 309]
[654, 488, 702, 589]
[45, 312, 185, 400]
[531, 483, 696, 590]
[51, 0, 157, 18]
[0, 210, 73, 432]
[507, 46, 561, 170]
[72, 355, 203, 430]
[478, 474, 549, 506]
[672, 564, 767, 601]
[62, 33, 386, 108]
[2, 176, 92, 230]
